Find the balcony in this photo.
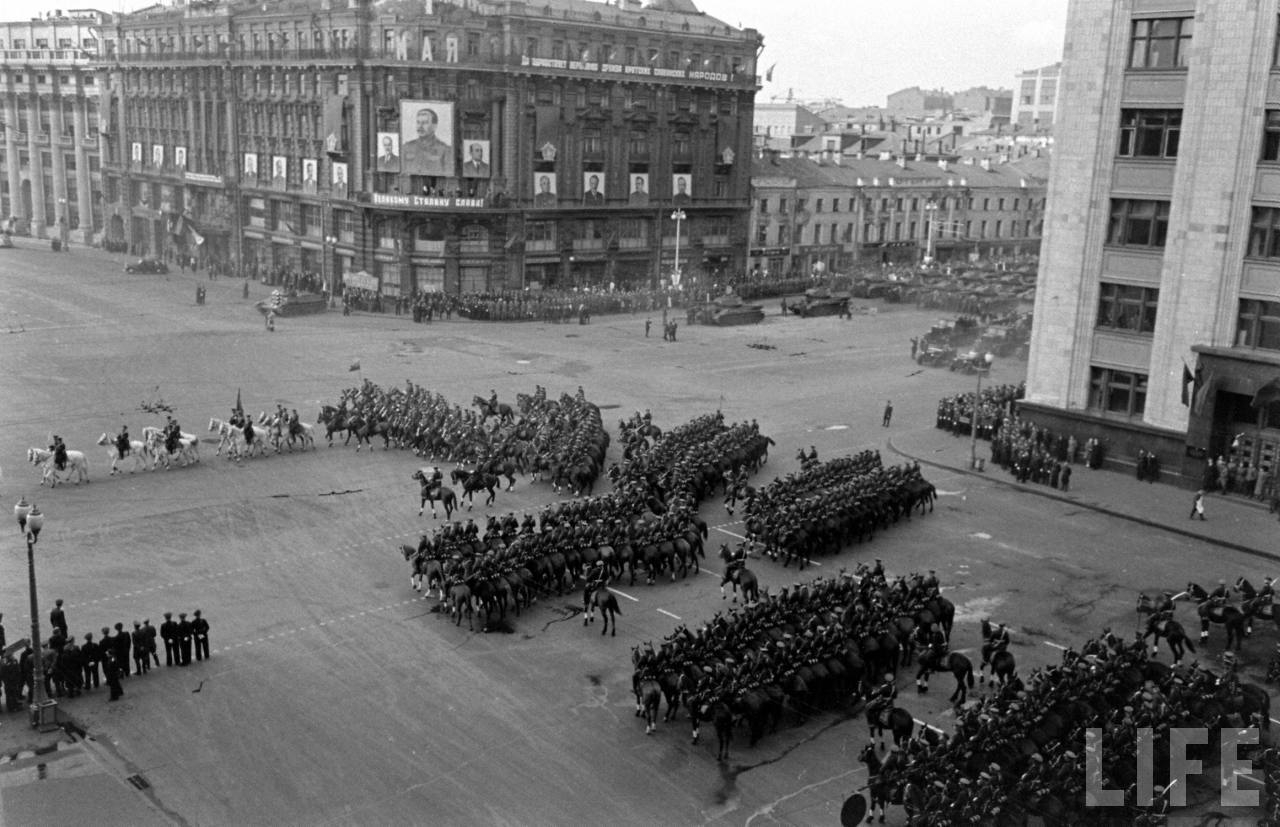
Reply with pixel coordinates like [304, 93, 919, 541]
[573, 238, 604, 252]
[700, 234, 729, 247]
[413, 239, 446, 254]
[525, 239, 556, 253]
[0, 49, 93, 66]
[619, 237, 648, 249]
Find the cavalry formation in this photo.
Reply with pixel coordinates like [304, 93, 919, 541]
[1137, 576, 1280, 660]
[630, 566, 954, 749]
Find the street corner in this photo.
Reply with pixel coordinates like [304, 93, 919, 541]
[0, 728, 171, 827]
[0, 719, 72, 770]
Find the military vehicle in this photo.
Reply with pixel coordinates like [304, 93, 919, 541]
[692, 292, 765, 326]
[789, 275, 852, 317]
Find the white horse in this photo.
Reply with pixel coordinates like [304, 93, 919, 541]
[27, 447, 90, 487]
[207, 417, 267, 460]
[141, 426, 200, 468]
[258, 412, 315, 453]
[95, 433, 151, 474]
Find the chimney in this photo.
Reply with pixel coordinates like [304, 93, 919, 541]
[980, 158, 991, 171]
[896, 156, 907, 169]
[937, 159, 949, 172]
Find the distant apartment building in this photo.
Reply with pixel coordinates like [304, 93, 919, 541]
[1011, 62, 1060, 133]
[886, 87, 952, 118]
[953, 86, 1013, 120]
[753, 102, 825, 148]
[0, 9, 111, 242]
[749, 152, 1047, 277]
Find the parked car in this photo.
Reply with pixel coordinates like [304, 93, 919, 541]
[125, 258, 168, 274]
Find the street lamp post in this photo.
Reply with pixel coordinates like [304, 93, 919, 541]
[671, 209, 687, 286]
[969, 353, 995, 471]
[923, 200, 938, 264]
[13, 498, 54, 729]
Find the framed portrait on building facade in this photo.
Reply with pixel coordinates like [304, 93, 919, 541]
[131, 142, 142, 164]
[672, 173, 692, 205]
[243, 152, 258, 179]
[174, 146, 187, 170]
[628, 173, 649, 205]
[302, 158, 318, 193]
[582, 172, 605, 205]
[152, 144, 164, 168]
[533, 173, 557, 207]
[461, 140, 490, 178]
[399, 100, 455, 177]
[375, 132, 401, 173]
[271, 155, 288, 189]
[331, 161, 349, 196]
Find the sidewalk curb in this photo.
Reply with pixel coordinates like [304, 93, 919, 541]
[886, 436, 1280, 564]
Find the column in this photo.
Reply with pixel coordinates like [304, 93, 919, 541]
[49, 97, 70, 245]
[72, 96, 92, 241]
[4, 95, 22, 224]
[27, 95, 46, 237]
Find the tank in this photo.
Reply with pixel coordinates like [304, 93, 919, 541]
[790, 275, 852, 317]
[699, 292, 765, 326]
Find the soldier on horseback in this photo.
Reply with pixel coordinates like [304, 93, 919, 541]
[288, 409, 301, 441]
[50, 435, 68, 470]
[1210, 579, 1230, 608]
[115, 425, 131, 461]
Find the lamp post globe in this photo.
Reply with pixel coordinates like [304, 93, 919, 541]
[26, 506, 43, 542]
[14, 496, 31, 532]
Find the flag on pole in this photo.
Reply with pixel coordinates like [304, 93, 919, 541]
[1181, 363, 1193, 406]
[235, 387, 243, 412]
[765, 63, 776, 82]
[1192, 368, 1214, 416]
[348, 360, 361, 372]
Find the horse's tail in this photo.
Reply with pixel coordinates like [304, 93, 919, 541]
[965, 662, 974, 688]
[1184, 635, 1196, 654]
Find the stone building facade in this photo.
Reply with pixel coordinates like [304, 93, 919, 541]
[0, 10, 111, 243]
[100, 0, 760, 293]
[1025, 0, 1280, 484]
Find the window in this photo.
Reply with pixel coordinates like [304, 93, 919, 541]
[778, 198, 788, 213]
[1107, 199, 1170, 248]
[1089, 367, 1148, 417]
[582, 128, 603, 155]
[994, 220, 1003, 237]
[672, 131, 690, 157]
[815, 198, 823, 213]
[1119, 109, 1181, 158]
[1097, 283, 1160, 334]
[1238, 299, 1280, 350]
[628, 129, 649, 156]
[759, 198, 768, 214]
[755, 223, 768, 245]
[1249, 207, 1280, 258]
[1264, 111, 1280, 162]
[1129, 17, 1193, 69]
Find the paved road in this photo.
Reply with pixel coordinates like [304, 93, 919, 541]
[0, 240, 1271, 824]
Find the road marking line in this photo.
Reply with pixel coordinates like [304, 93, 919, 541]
[1272, 717, 1280, 727]
[1044, 641, 1067, 650]
[608, 587, 639, 602]
[714, 527, 749, 541]
[657, 609, 681, 620]
[699, 569, 718, 577]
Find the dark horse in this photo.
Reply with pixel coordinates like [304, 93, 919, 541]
[317, 405, 357, 446]
[583, 581, 621, 636]
[718, 546, 760, 603]
[473, 396, 516, 423]
[1142, 615, 1195, 665]
[690, 696, 735, 761]
[865, 701, 914, 749]
[1185, 582, 1248, 650]
[635, 679, 662, 735]
[412, 469, 457, 519]
[915, 649, 974, 705]
[858, 743, 905, 824]
[450, 468, 498, 509]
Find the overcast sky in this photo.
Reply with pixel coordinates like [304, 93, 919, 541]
[696, 0, 1069, 106]
[7, 0, 1068, 106]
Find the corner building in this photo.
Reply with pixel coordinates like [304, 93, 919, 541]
[0, 11, 110, 243]
[101, 0, 760, 293]
[1026, 0, 1280, 483]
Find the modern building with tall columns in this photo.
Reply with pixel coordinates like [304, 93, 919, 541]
[99, 0, 760, 293]
[1025, 0, 1280, 484]
[0, 10, 111, 243]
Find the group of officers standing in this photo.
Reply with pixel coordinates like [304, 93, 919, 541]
[0, 602, 210, 710]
